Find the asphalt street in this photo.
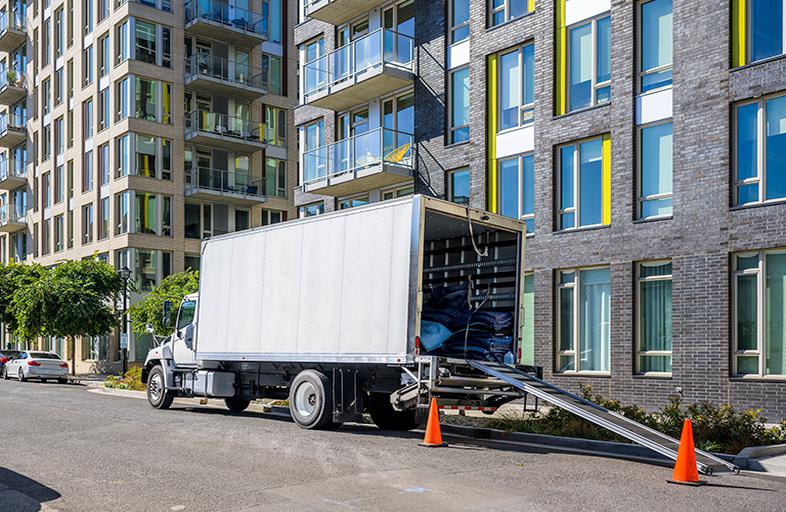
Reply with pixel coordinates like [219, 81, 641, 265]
[0, 379, 784, 512]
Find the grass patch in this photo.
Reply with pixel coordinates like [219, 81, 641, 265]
[489, 386, 786, 454]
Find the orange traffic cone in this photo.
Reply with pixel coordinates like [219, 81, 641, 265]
[667, 419, 705, 486]
[419, 398, 448, 447]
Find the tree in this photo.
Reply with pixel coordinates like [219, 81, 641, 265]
[129, 270, 199, 337]
[0, 264, 48, 344]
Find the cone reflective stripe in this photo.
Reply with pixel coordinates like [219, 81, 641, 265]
[419, 397, 448, 447]
[668, 419, 705, 486]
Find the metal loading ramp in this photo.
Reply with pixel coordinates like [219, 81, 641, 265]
[467, 360, 740, 476]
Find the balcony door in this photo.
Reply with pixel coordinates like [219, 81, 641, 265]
[383, 0, 415, 65]
[382, 92, 413, 165]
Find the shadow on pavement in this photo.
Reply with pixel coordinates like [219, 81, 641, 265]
[0, 467, 61, 512]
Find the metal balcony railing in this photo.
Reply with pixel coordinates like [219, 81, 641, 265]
[115, 0, 172, 11]
[184, 0, 267, 39]
[303, 28, 414, 99]
[186, 167, 264, 199]
[0, 68, 25, 90]
[0, 11, 25, 33]
[0, 157, 27, 181]
[0, 112, 25, 133]
[184, 54, 267, 91]
[0, 204, 25, 225]
[303, 127, 414, 184]
[185, 110, 261, 142]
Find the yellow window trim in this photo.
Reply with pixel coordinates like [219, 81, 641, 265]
[602, 134, 611, 225]
[731, 0, 747, 67]
[487, 53, 498, 213]
[555, 0, 567, 116]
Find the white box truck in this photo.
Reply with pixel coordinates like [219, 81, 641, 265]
[141, 195, 534, 429]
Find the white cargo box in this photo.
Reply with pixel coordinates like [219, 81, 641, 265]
[195, 195, 525, 365]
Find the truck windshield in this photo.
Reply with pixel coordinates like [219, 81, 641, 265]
[177, 300, 196, 329]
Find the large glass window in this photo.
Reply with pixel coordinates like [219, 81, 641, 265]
[135, 20, 156, 64]
[640, 0, 672, 92]
[639, 121, 673, 218]
[490, 0, 533, 27]
[136, 77, 157, 121]
[637, 261, 672, 374]
[559, 136, 608, 229]
[299, 202, 324, 218]
[450, 0, 470, 44]
[449, 66, 470, 143]
[734, 250, 786, 377]
[448, 168, 470, 205]
[498, 43, 534, 131]
[497, 153, 534, 233]
[568, 15, 611, 111]
[557, 267, 611, 373]
[735, 94, 786, 205]
[750, 0, 785, 63]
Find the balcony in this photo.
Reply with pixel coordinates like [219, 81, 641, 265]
[0, 113, 26, 148]
[0, 68, 26, 106]
[184, 111, 266, 153]
[304, 0, 389, 25]
[184, 0, 267, 48]
[185, 167, 265, 206]
[303, 28, 414, 111]
[302, 127, 414, 196]
[0, 205, 26, 233]
[0, 157, 26, 190]
[0, 12, 26, 53]
[184, 55, 267, 101]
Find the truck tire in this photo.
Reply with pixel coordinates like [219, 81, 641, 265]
[147, 365, 175, 410]
[289, 370, 336, 430]
[368, 393, 419, 431]
[225, 397, 250, 412]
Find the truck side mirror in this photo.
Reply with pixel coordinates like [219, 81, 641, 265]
[163, 300, 172, 328]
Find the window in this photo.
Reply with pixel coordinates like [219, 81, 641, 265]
[42, 124, 51, 161]
[98, 0, 109, 21]
[733, 250, 786, 378]
[135, 20, 156, 64]
[448, 168, 470, 205]
[265, 157, 287, 198]
[185, 254, 200, 272]
[639, 0, 672, 92]
[748, 0, 786, 63]
[42, 218, 51, 256]
[67, 209, 74, 248]
[262, 106, 287, 146]
[382, 186, 414, 200]
[490, 0, 533, 27]
[55, 116, 64, 155]
[449, 66, 470, 143]
[558, 135, 610, 229]
[55, 68, 64, 105]
[299, 202, 324, 217]
[261, 209, 287, 226]
[83, 0, 93, 35]
[117, 248, 172, 294]
[136, 77, 157, 121]
[54, 165, 64, 204]
[115, 133, 172, 179]
[261, 53, 283, 95]
[520, 273, 535, 365]
[98, 143, 109, 186]
[55, 7, 65, 57]
[42, 172, 51, 209]
[568, 15, 611, 111]
[734, 93, 786, 205]
[116, 77, 130, 119]
[98, 197, 109, 240]
[338, 195, 369, 210]
[82, 98, 93, 139]
[557, 267, 611, 373]
[184, 202, 230, 239]
[83, 149, 93, 191]
[115, 191, 129, 235]
[42, 78, 51, 115]
[639, 121, 672, 218]
[98, 88, 109, 131]
[83, 45, 93, 86]
[498, 153, 534, 233]
[637, 261, 672, 375]
[43, 18, 51, 67]
[116, 20, 130, 64]
[498, 43, 535, 131]
[98, 33, 109, 77]
[82, 203, 94, 244]
[450, 0, 470, 44]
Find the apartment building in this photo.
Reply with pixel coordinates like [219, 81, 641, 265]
[294, 0, 786, 416]
[0, 0, 297, 372]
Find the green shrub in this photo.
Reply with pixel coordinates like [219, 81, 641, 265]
[491, 385, 786, 454]
[104, 367, 145, 392]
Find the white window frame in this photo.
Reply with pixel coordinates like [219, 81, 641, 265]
[489, 0, 533, 27]
[557, 136, 606, 231]
[299, 201, 324, 218]
[497, 152, 534, 234]
[556, 266, 611, 375]
[448, 65, 470, 144]
[381, 184, 414, 201]
[635, 260, 672, 376]
[566, 14, 611, 112]
[449, 0, 470, 44]
[338, 193, 369, 210]
[497, 42, 535, 132]
[733, 92, 786, 207]
[745, 0, 786, 64]
[447, 168, 470, 205]
[637, 0, 673, 94]
[732, 249, 786, 379]
[637, 119, 673, 220]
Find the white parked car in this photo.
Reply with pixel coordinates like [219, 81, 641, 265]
[1, 351, 69, 383]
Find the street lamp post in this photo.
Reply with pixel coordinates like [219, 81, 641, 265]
[119, 266, 131, 375]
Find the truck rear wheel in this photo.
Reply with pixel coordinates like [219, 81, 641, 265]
[147, 365, 175, 410]
[289, 370, 336, 430]
[368, 393, 419, 431]
[225, 397, 250, 412]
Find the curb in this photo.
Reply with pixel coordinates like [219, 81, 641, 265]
[735, 443, 786, 470]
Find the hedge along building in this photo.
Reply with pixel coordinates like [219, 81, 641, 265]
[294, 0, 786, 418]
[0, 0, 299, 373]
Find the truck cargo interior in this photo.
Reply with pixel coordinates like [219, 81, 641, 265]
[420, 210, 520, 363]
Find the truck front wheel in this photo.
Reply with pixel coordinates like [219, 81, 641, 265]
[225, 397, 250, 412]
[147, 365, 175, 410]
[288, 370, 336, 430]
[368, 393, 419, 431]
